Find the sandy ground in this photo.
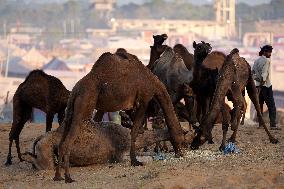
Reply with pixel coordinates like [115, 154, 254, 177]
[0, 121, 283, 189]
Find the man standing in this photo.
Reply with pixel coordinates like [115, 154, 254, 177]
[252, 45, 280, 130]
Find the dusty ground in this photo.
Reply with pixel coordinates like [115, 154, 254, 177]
[0, 121, 283, 189]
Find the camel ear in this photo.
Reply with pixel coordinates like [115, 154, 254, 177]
[162, 34, 168, 39]
[193, 41, 197, 48]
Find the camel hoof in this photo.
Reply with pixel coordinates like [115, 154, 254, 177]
[131, 160, 144, 166]
[219, 144, 225, 152]
[270, 138, 279, 144]
[53, 176, 64, 181]
[228, 137, 236, 143]
[5, 158, 12, 166]
[64, 174, 75, 183]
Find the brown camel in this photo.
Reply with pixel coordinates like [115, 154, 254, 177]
[5, 70, 70, 166]
[54, 52, 185, 183]
[173, 44, 194, 70]
[22, 121, 194, 170]
[190, 49, 278, 150]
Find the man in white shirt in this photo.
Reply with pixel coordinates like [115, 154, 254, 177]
[252, 45, 280, 130]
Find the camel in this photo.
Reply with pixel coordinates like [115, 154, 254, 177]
[54, 52, 186, 183]
[173, 44, 194, 71]
[191, 41, 247, 126]
[22, 121, 195, 170]
[190, 41, 221, 122]
[147, 34, 168, 70]
[151, 45, 196, 125]
[190, 49, 279, 151]
[152, 45, 193, 103]
[5, 70, 70, 166]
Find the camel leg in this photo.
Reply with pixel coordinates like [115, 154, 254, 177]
[54, 153, 64, 181]
[6, 103, 31, 165]
[240, 95, 247, 125]
[130, 103, 147, 166]
[246, 76, 278, 143]
[46, 113, 54, 132]
[15, 136, 23, 161]
[218, 101, 229, 150]
[57, 110, 65, 125]
[64, 154, 74, 183]
[184, 96, 197, 130]
[5, 140, 13, 166]
[55, 90, 98, 183]
[228, 84, 243, 143]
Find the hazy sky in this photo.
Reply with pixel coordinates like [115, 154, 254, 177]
[117, 0, 271, 6]
[31, 0, 272, 6]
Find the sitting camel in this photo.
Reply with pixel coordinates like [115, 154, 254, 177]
[190, 49, 279, 150]
[5, 70, 70, 166]
[22, 121, 195, 170]
[54, 51, 186, 183]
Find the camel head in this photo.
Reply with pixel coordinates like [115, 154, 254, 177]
[153, 34, 168, 46]
[115, 48, 127, 54]
[193, 41, 212, 58]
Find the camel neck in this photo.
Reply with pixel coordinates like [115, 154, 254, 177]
[148, 48, 160, 69]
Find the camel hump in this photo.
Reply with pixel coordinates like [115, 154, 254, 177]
[22, 69, 47, 83]
[230, 48, 239, 55]
[203, 51, 226, 70]
[173, 44, 187, 52]
[115, 48, 127, 54]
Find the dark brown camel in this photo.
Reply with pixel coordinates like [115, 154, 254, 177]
[190, 49, 278, 150]
[173, 44, 194, 70]
[191, 42, 247, 126]
[54, 52, 185, 183]
[147, 34, 168, 70]
[22, 121, 194, 170]
[5, 70, 70, 166]
[190, 41, 221, 122]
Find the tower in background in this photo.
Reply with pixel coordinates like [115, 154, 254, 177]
[91, 0, 116, 19]
[215, 0, 236, 38]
